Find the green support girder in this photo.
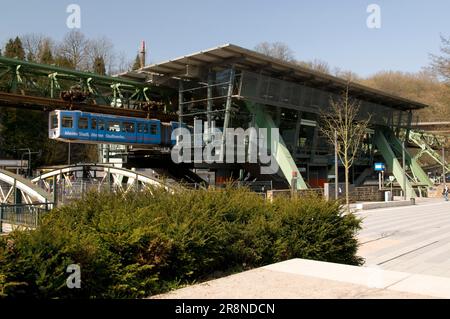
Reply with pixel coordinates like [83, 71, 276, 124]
[245, 101, 308, 190]
[374, 129, 432, 198]
[384, 129, 433, 187]
[409, 130, 450, 174]
[0, 56, 174, 113]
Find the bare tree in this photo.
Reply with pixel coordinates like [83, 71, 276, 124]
[86, 36, 115, 74]
[254, 41, 295, 62]
[431, 35, 450, 82]
[21, 33, 48, 61]
[57, 30, 89, 69]
[320, 85, 371, 211]
[333, 67, 361, 81]
[297, 58, 331, 74]
[111, 51, 134, 74]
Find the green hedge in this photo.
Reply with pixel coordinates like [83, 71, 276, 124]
[0, 187, 363, 298]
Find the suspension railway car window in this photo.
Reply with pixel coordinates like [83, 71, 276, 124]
[98, 120, 105, 131]
[123, 122, 135, 133]
[108, 121, 121, 132]
[150, 124, 158, 135]
[137, 123, 148, 133]
[50, 115, 58, 129]
[91, 118, 97, 130]
[62, 116, 73, 128]
[78, 117, 89, 129]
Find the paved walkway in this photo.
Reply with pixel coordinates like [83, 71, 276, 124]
[153, 198, 450, 299]
[152, 259, 450, 299]
[357, 198, 450, 278]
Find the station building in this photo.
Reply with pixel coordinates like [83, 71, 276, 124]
[122, 44, 431, 197]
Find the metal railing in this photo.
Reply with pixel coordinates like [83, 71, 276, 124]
[0, 203, 51, 231]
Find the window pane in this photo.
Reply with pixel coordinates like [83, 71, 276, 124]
[123, 122, 135, 133]
[91, 118, 97, 130]
[98, 120, 105, 131]
[78, 117, 88, 129]
[51, 115, 58, 129]
[150, 124, 158, 135]
[62, 116, 73, 128]
[108, 121, 121, 132]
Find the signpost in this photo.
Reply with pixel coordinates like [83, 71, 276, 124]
[389, 175, 395, 201]
[374, 162, 385, 190]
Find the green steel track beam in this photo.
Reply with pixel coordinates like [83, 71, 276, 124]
[384, 129, 433, 187]
[0, 56, 175, 114]
[245, 101, 308, 190]
[409, 130, 450, 174]
[374, 129, 418, 198]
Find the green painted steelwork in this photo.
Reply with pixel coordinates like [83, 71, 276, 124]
[384, 129, 433, 187]
[374, 130, 416, 198]
[245, 101, 308, 189]
[408, 130, 450, 174]
[373, 129, 434, 198]
[0, 56, 174, 112]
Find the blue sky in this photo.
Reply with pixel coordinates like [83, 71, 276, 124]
[1, 0, 448, 77]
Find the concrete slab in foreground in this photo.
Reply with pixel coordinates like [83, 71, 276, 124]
[152, 258, 450, 299]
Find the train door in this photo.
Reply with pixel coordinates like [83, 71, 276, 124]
[90, 116, 98, 141]
[105, 119, 123, 143]
[137, 122, 147, 144]
[77, 114, 90, 141]
[123, 121, 137, 144]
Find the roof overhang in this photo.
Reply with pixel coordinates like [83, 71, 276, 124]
[125, 44, 429, 111]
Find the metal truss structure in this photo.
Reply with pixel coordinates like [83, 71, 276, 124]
[0, 56, 176, 119]
[0, 168, 52, 205]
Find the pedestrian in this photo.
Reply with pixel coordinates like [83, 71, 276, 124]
[443, 184, 449, 201]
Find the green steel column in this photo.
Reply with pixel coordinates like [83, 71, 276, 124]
[386, 129, 432, 187]
[221, 67, 236, 162]
[245, 101, 308, 190]
[374, 129, 416, 198]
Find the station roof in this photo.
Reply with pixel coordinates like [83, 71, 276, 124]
[131, 44, 428, 111]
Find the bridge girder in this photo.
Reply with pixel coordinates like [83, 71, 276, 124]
[0, 169, 52, 205]
[31, 163, 174, 195]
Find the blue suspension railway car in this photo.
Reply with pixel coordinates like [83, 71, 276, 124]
[49, 110, 181, 146]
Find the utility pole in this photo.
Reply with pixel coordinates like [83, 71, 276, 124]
[68, 142, 71, 165]
[402, 141, 407, 200]
[442, 146, 446, 185]
[334, 130, 338, 200]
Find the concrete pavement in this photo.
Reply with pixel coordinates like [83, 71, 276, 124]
[153, 198, 450, 299]
[152, 259, 445, 299]
[357, 198, 450, 278]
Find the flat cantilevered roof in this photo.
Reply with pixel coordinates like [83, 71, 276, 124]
[136, 44, 428, 111]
